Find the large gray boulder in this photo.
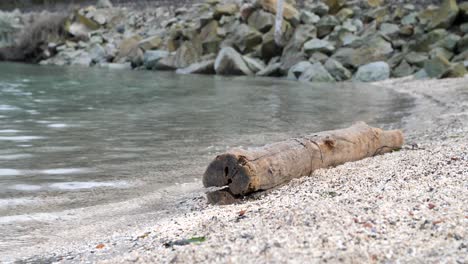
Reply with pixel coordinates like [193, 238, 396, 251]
[392, 60, 415, 78]
[429, 47, 453, 61]
[256, 62, 283, 77]
[214, 47, 253, 75]
[300, 11, 320, 24]
[332, 36, 393, 69]
[229, 24, 262, 53]
[453, 49, 468, 62]
[424, 54, 451, 78]
[405, 52, 428, 67]
[173, 41, 202, 68]
[243, 56, 266, 73]
[88, 44, 107, 64]
[287, 61, 312, 80]
[316, 15, 339, 38]
[96, 0, 113, 8]
[324, 58, 351, 81]
[143, 50, 170, 69]
[306, 2, 329, 17]
[353, 61, 390, 82]
[457, 35, 468, 53]
[176, 60, 215, 75]
[299, 62, 335, 82]
[261, 20, 293, 61]
[280, 24, 316, 71]
[409, 29, 448, 52]
[247, 10, 275, 33]
[378, 23, 399, 38]
[199, 20, 221, 54]
[427, 0, 459, 30]
[303, 39, 335, 55]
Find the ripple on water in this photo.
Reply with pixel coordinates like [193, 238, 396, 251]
[0, 154, 33, 160]
[40, 168, 91, 175]
[0, 169, 22, 176]
[47, 123, 69, 128]
[0, 105, 19, 111]
[0, 136, 43, 141]
[48, 181, 129, 190]
[35, 120, 53, 124]
[0, 198, 38, 208]
[8, 184, 42, 191]
[25, 110, 39, 115]
[0, 130, 21, 133]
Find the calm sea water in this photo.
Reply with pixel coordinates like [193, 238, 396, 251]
[0, 62, 413, 217]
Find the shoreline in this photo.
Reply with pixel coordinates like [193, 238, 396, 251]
[3, 76, 467, 263]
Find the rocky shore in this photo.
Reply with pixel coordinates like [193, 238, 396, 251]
[1, 0, 468, 82]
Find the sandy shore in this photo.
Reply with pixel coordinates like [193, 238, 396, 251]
[5, 76, 468, 263]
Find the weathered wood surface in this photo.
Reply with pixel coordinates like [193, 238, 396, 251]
[203, 122, 403, 204]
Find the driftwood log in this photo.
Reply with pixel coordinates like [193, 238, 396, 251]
[203, 122, 403, 204]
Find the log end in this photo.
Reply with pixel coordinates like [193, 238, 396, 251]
[203, 152, 253, 195]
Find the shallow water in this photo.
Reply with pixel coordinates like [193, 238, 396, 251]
[0, 62, 414, 218]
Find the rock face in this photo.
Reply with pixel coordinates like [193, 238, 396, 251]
[3, 0, 467, 81]
[214, 47, 252, 75]
[353, 61, 390, 82]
